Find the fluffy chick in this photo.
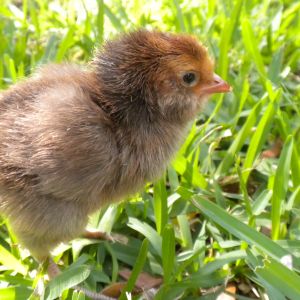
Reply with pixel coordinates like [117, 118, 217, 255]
[0, 30, 230, 260]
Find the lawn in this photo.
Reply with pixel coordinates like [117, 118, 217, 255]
[0, 0, 300, 299]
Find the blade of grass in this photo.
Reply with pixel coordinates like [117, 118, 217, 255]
[0, 244, 27, 275]
[241, 18, 266, 79]
[97, 204, 119, 233]
[104, 242, 119, 282]
[252, 189, 273, 215]
[291, 144, 300, 191]
[216, 99, 263, 177]
[0, 286, 33, 300]
[196, 250, 247, 277]
[104, 5, 124, 30]
[242, 88, 281, 183]
[247, 250, 300, 299]
[153, 177, 168, 235]
[156, 270, 227, 300]
[162, 225, 175, 283]
[167, 166, 179, 190]
[119, 239, 149, 300]
[56, 26, 76, 62]
[3, 54, 17, 83]
[40, 34, 59, 64]
[172, 0, 186, 32]
[236, 159, 253, 219]
[96, 0, 104, 44]
[191, 197, 299, 267]
[177, 214, 193, 249]
[44, 265, 90, 300]
[29, 1, 40, 37]
[218, 0, 243, 79]
[271, 135, 293, 240]
[232, 78, 249, 128]
[188, 146, 206, 188]
[268, 47, 284, 84]
[127, 217, 162, 256]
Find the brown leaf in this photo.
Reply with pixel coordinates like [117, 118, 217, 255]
[260, 226, 271, 237]
[226, 283, 237, 294]
[119, 268, 163, 290]
[261, 138, 283, 158]
[218, 175, 240, 194]
[101, 282, 127, 297]
[217, 283, 237, 300]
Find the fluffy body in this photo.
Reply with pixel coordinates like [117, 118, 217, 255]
[0, 31, 215, 260]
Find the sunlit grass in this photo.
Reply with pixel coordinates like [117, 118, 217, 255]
[0, 0, 300, 299]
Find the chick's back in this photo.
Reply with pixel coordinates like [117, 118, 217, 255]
[0, 65, 120, 257]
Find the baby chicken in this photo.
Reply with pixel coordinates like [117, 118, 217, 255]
[0, 30, 230, 261]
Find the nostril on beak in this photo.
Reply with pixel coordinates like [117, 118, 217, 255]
[213, 74, 223, 84]
[200, 73, 231, 94]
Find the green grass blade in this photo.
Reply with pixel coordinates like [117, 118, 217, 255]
[241, 18, 267, 79]
[40, 34, 59, 64]
[97, 204, 119, 233]
[172, 0, 186, 32]
[0, 244, 27, 275]
[167, 166, 179, 190]
[242, 89, 281, 183]
[0, 274, 32, 286]
[271, 135, 293, 240]
[218, 0, 243, 78]
[198, 250, 247, 276]
[29, 1, 40, 37]
[247, 252, 300, 299]
[153, 177, 168, 235]
[119, 239, 149, 300]
[156, 271, 227, 300]
[162, 225, 175, 283]
[127, 217, 162, 256]
[0, 286, 32, 300]
[291, 144, 300, 191]
[172, 153, 207, 188]
[252, 189, 273, 215]
[3, 54, 17, 83]
[177, 214, 193, 249]
[104, 242, 119, 282]
[71, 290, 85, 300]
[233, 78, 250, 128]
[96, 0, 104, 44]
[216, 100, 263, 177]
[44, 265, 91, 300]
[191, 197, 294, 262]
[236, 161, 253, 218]
[104, 5, 124, 30]
[56, 26, 76, 62]
[268, 47, 284, 84]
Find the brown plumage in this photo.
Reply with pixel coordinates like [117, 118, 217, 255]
[0, 30, 230, 261]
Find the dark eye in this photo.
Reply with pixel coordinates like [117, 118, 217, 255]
[181, 72, 198, 87]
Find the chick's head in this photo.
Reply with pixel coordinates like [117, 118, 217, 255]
[94, 30, 230, 123]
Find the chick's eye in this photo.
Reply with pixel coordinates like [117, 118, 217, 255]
[182, 72, 198, 87]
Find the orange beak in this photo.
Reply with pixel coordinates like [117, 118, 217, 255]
[201, 74, 231, 95]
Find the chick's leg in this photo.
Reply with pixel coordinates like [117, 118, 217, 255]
[83, 230, 128, 244]
[82, 230, 113, 241]
[47, 257, 61, 279]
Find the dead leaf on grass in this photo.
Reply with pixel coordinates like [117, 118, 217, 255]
[119, 268, 163, 290]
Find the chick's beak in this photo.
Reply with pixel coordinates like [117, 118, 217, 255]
[201, 74, 231, 95]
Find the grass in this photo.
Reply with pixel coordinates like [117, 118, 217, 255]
[0, 0, 300, 299]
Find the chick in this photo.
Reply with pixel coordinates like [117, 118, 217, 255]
[0, 30, 230, 261]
